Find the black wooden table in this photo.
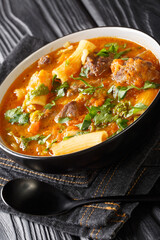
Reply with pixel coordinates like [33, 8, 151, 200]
[1, 0, 160, 239]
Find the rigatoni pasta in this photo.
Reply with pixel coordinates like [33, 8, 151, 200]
[51, 131, 108, 155]
[52, 40, 96, 83]
[0, 37, 160, 156]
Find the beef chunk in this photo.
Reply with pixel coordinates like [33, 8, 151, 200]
[83, 53, 114, 77]
[58, 101, 78, 118]
[38, 55, 51, 68]
[111, 58, 160, 87]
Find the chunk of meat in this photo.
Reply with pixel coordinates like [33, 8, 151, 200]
[83, 52, 114, 77]
[111, 58, 160, 87]
[58, 101, 79, 118]
[38, 55, 51, 68]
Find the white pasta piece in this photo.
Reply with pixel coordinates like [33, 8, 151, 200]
[51, 131, 108, 156]
[81, 49, 89, 64]
[57, 45, 73, 55]
[22, 70, 52, 109]
[52, 40, 96, 83]
[27, 70, 52, 91]
[22, 95, 47, 109]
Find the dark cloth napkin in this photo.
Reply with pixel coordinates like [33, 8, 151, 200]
[0, 35, 160, 240]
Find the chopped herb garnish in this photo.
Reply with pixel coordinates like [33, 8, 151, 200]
[121, 57, 129, 61]
[58, 117, 71, 123]
[71, 75, 103, 95]
[79, 67, 90, 78]
[114, 48, 131, 59]
[20, 134, 41, 150]
[65, 60, 70, 66]
[93, 99, 114, 126]
[38, 134, 52, 145]
[104, 43, 119, 53]
[44, 100, 56, 109]
[52, 74, 57, 82]
[116, 118, 128, 131]
[63, 135, 74, 140]
[55, 81, 69, 100]
[77, 113, 92, 131]
[71, 75, 92, 87]
[143, 81, 160, 89]
[45, 139, 57, 151]
[126, 103, 147, 118]
[108, 81, 160, 101]
[5, 107, 29, 125]
[97, 48, 109, 57]
[28, 84, 49, 101]
[77, 98, 115, 130]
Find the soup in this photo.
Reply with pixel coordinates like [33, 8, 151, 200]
[0, 37, 160, 156]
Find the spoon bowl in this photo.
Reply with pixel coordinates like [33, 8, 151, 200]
[2, 178, 160, 216]
[1, 179, 73, 215]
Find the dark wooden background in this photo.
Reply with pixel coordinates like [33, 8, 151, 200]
[1, 0, 160, 239]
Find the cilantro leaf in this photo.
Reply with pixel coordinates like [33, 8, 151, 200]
[63, 135, 74, 141]
[93, 111, 113, 126]
[143, 81, 160, 89]
[5, 107, 29, 125]
[109, 81, 160, 101]
[71, 75, 103, 95]
[38, 134, 52, 145]
[77, 113, 92, 131]
[20, 134, 41, 150]
[116, 118, 128, 131]
[58, 117, 71, 123]
[114, 48, 131, 59]
[104, 43, 119, 52]
[55, 81, 69, 100]
[121, 57, 129, 61]
[79, 67, 90, 78]
[97, 48, 109, 57]
[45, 139, 57, 151]
[126, 103, 147, 118]
[116, 86, 133, 100]
[71, 75, 92, 87]
[44, 100, 56, 109]
[78, 98, 114, 130]
[28, 84, 49, 100]
[25, 84, 49, 106]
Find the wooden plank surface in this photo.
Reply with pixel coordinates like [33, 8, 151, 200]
[0, 0, 160, 239]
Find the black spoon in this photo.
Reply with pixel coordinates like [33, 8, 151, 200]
[1, 178, 160, 216]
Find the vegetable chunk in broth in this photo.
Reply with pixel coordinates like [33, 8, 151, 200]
[0, 37, 160, 156]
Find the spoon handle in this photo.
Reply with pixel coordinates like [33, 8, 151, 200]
[73, 195, 160, 207]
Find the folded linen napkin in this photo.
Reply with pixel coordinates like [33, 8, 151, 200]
[0, 35, 160, 240]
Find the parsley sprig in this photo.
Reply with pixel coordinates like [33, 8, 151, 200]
[5, 107, 29, 125]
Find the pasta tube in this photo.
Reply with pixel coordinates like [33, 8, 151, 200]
[52, 40, 96, 83]
[22, 70, 52, 108]
[51, 131, 108, 155]
[135, 89, 158, 106]
[27, 70, 52, 91]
